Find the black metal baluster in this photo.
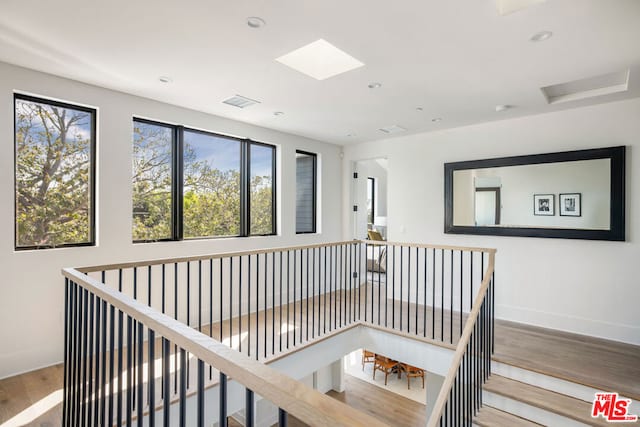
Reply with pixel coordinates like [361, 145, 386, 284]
[460, 250, 463, 340]
[407, 246, 411, 333]
[400, 246, 404, 331]
[415, 247, 419, 335]
[441, 249, 444, 342]
[108, 304, 115, 427]
[292, 250, 296, 347]
[264, 253, 268, 359]
[294, 249, 308, 343]
[126, 316, 133, 426]
[245, 388, 255, 427]
[357, 242, 361, 322]
[450, 250, 454, 345]
[162, 265, 166, 315]
[239, 256, 243, 354]
[432, 249, 436, 340]
[117, 309, 124, 427]
[133, 268, 138, 412]
[272, 252, 276, 356]
[149, 329, 155, 427]
[255, 254, 259, 360]
[210, 259, 213, 380]
[364, 242, 368, 323]
[174, 263, 178, 395]
[220, 258, 224, 344]
[348, 243, 352, 324]
[306, 248, 310, 341]
[312, 247, 316, 339]
[424, 248, 427, 338]
[199, 260, 203, 335]
[62, 279, 69, 427]
[162, 338, 170, 427]
[179, 348, 186, 427]
[99, 298, 107, 426]
[324, 246, 327, 334]
[87, 292, 95, 426]
[137, 322, 144, 426]
[80, 289, 88, 426]
[247, 254, 250, 357]
[278, 252, 283, 353]
[219, 373, 228, 427]
[230, 258, 233, 350]
[377, 244, 381, 325]
[197, 360, 204, 427]
[279, 408, 288, 426]
[285, 251, 289, 349]
[385, 244, 388, 328]
[392, 245, 396, 329]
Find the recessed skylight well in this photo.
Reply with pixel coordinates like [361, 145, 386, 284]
[276, 39, 364, 81]
[541, 69, 630, 104]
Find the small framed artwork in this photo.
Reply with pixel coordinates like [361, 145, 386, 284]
[560, 193, 581, 217]
[533, 194, 555, 216]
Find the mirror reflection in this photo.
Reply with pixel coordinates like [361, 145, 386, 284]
[453, 158, 611, 230]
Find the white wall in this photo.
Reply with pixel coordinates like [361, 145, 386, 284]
[343, 98, 640, 345]
[0, 61, 343, 379]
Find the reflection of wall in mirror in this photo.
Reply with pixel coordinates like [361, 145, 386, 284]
[453, 158, 610, 230]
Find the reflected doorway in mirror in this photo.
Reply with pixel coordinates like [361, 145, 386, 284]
[560, 193, 582, 217]
[533, 194, 555, 216]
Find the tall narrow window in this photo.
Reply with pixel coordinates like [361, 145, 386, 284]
[296, 151, 317, 234]
[132, 119, 174, 241]
[183, 129, 241, 238]
[367, 177, 375, 225]
[15, 94, 96, 249]
[249, 142, 276, 235]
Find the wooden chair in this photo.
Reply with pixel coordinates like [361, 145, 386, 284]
[373, 355, 398, 385]
[400, 363, 425, 389]
[362, 349, 375, 371]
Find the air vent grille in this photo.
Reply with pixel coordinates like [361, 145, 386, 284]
[222, 95, 261, 109]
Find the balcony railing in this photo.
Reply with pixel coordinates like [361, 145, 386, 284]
[62, 240, 495, 426]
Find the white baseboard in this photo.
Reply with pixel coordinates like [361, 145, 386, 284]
[496, 304, 640, 346]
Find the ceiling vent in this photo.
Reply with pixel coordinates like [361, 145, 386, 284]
[222, 95, 261, 109]
[378, 125, 407, 134]
[541, 69, 630, 105]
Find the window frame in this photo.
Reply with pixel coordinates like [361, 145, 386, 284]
[367, 176, 376, 225]
[14, 93, 97, 250]
[132, 117, 277, 242]
[295, 150, 317, 234]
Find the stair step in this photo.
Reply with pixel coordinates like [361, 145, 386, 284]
[484, 375, 610, 427]
[475, 405, 542, 426]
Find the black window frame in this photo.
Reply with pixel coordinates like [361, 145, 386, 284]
[132, 118, 277, 243]
[295, 150, 318, 234]
[14, 93, 97, 251]
[367, 176, 376, 225]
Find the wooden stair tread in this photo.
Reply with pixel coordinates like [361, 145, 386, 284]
[485, 375, 611, 427]
[474, 405, 542, 427]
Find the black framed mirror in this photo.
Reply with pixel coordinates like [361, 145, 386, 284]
[444, 146, 626, 241]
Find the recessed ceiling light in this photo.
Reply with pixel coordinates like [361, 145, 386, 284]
[495, 104, 512, 112]
[431, 117, 442, 122]
[368, 82, 382, 89]
[347, 133, 356, 137]
[276, 39, 364, 81]
[274, 111, 284, 116]
[530, 30, 553, 42]
[159, 76, 173, 83]
[247, 17, 266, 28]
[416, 107, 424, 111]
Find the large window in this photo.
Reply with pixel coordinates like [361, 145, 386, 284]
[132, 119, 276, 241]
[15, 94, 96, 249]
[295, 151, 317, 233]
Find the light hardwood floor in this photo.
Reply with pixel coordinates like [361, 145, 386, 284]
[1, 285, 639, 425]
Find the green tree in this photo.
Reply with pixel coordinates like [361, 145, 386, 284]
[15, 99, 92, 247]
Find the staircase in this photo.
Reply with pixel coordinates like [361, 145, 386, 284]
[474, 361, 639, 426]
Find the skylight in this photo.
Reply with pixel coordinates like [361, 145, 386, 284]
[276, 39, 364, 81]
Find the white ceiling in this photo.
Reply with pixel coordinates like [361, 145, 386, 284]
[1, 0, 639, 145]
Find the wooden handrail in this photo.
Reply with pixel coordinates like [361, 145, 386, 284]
[426, 251, 495, 427]
[63, 267, 389, 427]
[78, 240, 496, 273]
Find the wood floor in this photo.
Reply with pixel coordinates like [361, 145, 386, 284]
[1, 284, 639, 426]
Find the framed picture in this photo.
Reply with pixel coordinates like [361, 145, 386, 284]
[533, 194, 555, 216]
[560, 193, 581, 217]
